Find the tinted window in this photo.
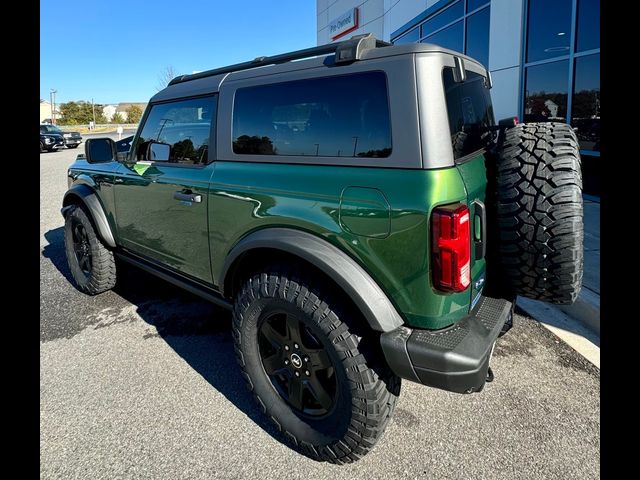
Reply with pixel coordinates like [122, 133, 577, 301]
[394, 27, 420, 44]
[421, 1, 463, 37]
[41, 125, 62, 134]
[443, 68, 495, 159]
[134, 96, 216, 165]
[524, 60, 569, 123]
[465, 6, 490, 67]
[526, 0, 572, 62]
[423, 20, 464, 53]
[232, 72, 391, 158]
[576, 0, 600, 52]
[572, 54, 600, 151]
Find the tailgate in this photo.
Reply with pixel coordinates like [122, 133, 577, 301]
[456, 154, 488, 310]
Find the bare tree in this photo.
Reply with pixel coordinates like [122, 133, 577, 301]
[156, 65, 178, 91]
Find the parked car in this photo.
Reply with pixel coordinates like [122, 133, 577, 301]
[60, 34, 583, 463]
[40, 129, 64, 152]
[40, 124, 82, 149]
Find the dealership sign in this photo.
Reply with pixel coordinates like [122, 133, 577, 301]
[329, 8, 359, 40]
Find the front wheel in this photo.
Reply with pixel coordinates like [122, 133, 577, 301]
[63, 205, 117, 294]
[232, 271, 400, 463]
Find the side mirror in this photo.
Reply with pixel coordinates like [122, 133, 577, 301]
[85, 138, 116, 163]
[147, 141, 171, 162]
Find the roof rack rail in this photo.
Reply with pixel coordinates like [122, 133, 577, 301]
[168, 34, 391, 86]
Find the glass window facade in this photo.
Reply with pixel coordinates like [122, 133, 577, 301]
[523, 0, 600, 154]
[423, 20, 463, 53]
[232, 72, 392, 158]
[576, 0, 600, 52]
[392, 1, 490, 66]
[572, 54, 600, 152]
[465, 7, 490, 67]
[524, 60, 569, 123]
[525, 0, 572, 63]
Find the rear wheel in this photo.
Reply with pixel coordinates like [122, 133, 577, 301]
[232, 271, 400, 463]
[64, 205, 117, 295]
[490, 122, 583, 304]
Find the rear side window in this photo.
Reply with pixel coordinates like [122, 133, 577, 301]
[232, 72, 392, 158]
[443, 68, 494, 160]
[135, 95, 216, 165]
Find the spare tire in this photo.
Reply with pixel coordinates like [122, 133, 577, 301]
[490, 122, 583, 304]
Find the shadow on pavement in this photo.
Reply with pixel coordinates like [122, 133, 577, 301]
[43, 227, 74, 284]
[43, 227, 285, 448]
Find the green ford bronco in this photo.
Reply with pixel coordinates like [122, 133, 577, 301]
[61, 35, 583, 463]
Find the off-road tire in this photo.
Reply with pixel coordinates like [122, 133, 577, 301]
[232, 271, 400, 464]
[490, 122, 583, 304]
[64, 205, 117, 295]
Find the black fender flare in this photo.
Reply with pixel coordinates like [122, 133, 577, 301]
[61, 184, 117, 248]
[220, 228, 404, 332]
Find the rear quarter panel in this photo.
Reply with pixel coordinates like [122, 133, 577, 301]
[209, 161, 470, 329]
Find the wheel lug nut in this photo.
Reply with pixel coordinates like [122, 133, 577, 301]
[304, 357, 309, 363]
[294, 343, 299, 349]
[295, 371, 300, 377]
[284, 345, 289, 351]
[284, 359, 289, 365]
[305, 370, 310, 376]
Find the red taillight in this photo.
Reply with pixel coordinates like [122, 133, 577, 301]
[431, 204, 471, 292]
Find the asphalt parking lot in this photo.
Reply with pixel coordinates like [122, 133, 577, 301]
[40, 142, 600, 479]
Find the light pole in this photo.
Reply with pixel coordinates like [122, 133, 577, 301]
[352, 136, 359, 156]
[50, 88, 57, 125]
[314, 143, 319, 156]
[92, 98, 96, 128]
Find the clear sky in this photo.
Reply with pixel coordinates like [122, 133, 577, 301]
[40, 0, 317, 105]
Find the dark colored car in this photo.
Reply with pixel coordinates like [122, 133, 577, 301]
[40, 124, 83, 149]
[60, 35, 584, 463]
[40, 129, 64, 152]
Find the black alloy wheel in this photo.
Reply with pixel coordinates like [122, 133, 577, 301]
[71, 219, 92, 277]
[63, 205, 117, 295]
[258, 309, 337, 417]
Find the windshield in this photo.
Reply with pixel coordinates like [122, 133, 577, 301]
[40, 125, 63, 134]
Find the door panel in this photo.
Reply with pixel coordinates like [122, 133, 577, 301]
[113, 94, 218, 284]
[115, 163, 215, 282]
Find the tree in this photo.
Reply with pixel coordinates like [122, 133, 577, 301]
[126, 105, 143, 124]
[58, 101, 106, 125]
[156, 65, 178, 91]
[111, 112, 125, 124]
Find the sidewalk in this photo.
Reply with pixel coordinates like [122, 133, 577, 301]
[517, 196, 600, 367]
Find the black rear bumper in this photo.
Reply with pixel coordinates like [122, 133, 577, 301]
[380, 296, 513, 394]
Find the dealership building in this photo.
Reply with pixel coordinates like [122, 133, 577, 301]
[317, 0, 600, 194]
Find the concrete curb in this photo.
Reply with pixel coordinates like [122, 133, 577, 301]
[516, 296, 600, 368]
[557, 286, 600, 335]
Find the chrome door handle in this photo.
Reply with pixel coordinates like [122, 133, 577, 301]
[174, 191, 202, 203]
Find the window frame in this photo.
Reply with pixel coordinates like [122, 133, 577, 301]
[520, 0, 600, 156]
[216, 55, 423, 169]
[128, 93, 218, 168]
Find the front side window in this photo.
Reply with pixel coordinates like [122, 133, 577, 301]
[232, 72, 392, 158]
[443, 68, 495, 160]
[134, 95, 216, 165]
